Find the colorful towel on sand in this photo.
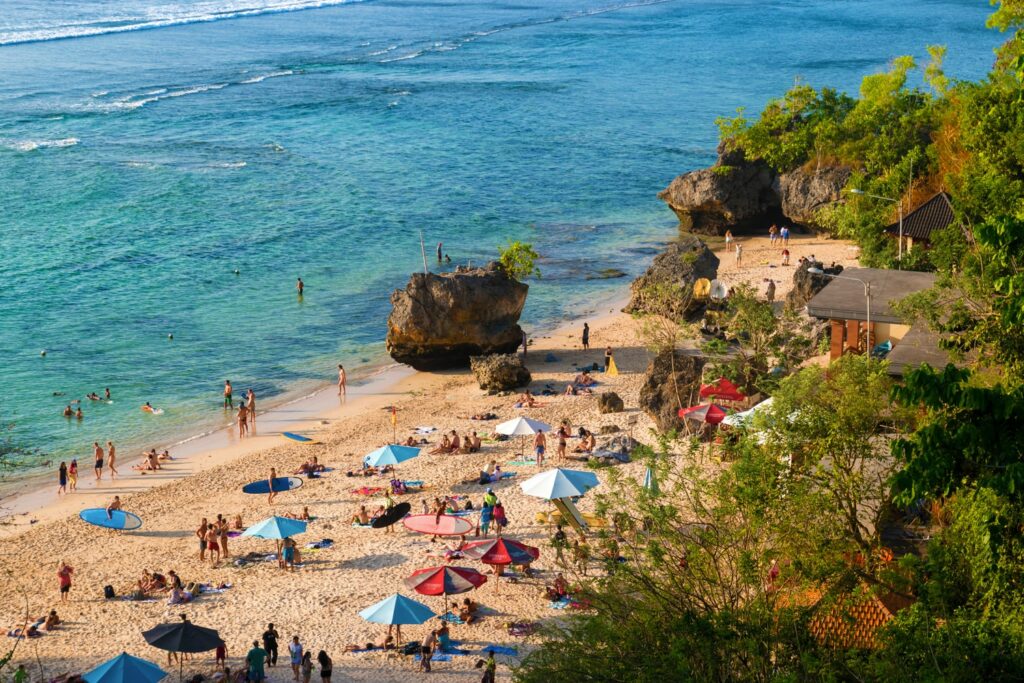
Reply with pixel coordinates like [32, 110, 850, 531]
[482, 645, 518, 656]
[548, 597, 572, 609]
[402, 480, 424, 488]
[352, 487, 383, 495]
[227, 531, 242, 538]
[414, 654, 452, 662]
[351, 522, 373, 528]
[440, 611, 465, 625]
[506, 460, 536, 466]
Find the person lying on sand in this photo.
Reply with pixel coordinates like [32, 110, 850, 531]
[461, 412, 498, 421]
[159, 449, 172, 460]
[445, 535, 467, 562]
[351, 506, 372, 525]
[42, 610, 61, 631]
[295, 457, 326, 475]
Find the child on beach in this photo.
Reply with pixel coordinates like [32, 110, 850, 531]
[68, 459, 77, 490]
[57, 561, 73, 603]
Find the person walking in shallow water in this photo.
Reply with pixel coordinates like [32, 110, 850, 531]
[296, 277, 304, 296]
[224, 380, 233, 409]
[93, 442, 104, 481]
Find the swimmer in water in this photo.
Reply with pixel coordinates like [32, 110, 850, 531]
[62, 405, 73, 417]
[86, 393, 100, 401]
[104, 388, 111, 400]
[75, 407, 83, 420]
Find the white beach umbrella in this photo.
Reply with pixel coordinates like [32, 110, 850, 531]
[496, 416, 552, 458]
[520, 468, 599, 500]
[721, 397, 775, 427]
[495, 416, 551, 436]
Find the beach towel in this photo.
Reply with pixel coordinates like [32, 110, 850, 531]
[415, 654, 452, 662]
[500, 472, 517, 479]
[506, 460, 536, 466]
[351, 522, 373, 529]
[482, 645, 518, 656]
[548, 597, 572, 609]
[306, 539, 334, 549]
[352, 487, 383, 496]
[440, 611, 465, 625]
[227, 531, 242, 538]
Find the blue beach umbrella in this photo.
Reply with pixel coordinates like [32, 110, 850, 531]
[363, 444, 420, 468]
[241, 516, 307, 540]
[359, 593, 436, 625]
[84, 652, 166, 683]
[520, 468, 599, 500]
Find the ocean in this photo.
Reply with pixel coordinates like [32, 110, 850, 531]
[0, 0, 999, 471]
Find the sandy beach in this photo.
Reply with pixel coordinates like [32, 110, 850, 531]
[0, 233, 857, 682]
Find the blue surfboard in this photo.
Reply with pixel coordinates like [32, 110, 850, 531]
[282, 432, 318, 444]
[79, 508, 143, 530]
[242, 476, 304, 494]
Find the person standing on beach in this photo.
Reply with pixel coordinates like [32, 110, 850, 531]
[735, 243, 743, 265]
[68, 459, 78, 491]
[263, 623, 280, 668]
[237, 403, 249, 438]
[768, 224, 778, 246]
[247, 389, 257, 426]
[107, 441, 118, 478]
[219, 516, 230, 559]
[581, 322, 590, 350]
[197, 518, 209, 561]
[296, 277, 304, 296]
[337, 364, 346, 396]
[604, 346, 614, 372]
[57, 561, 73, 604]
[724, 229, 733, 250]
[206, 525, 221, 566]
[534, 430, 546, 467]
[93, 442, 104, 481]
[268, 467, 279, 505]
[289, 635, 304, 681]
[224, 380, 233, 409]
[765, 279, 776, 304]
[781, 225, 790, 246]
[317, 650, 333, 682]
[57, 462, 67, 495]
[246, 640, 268, 683]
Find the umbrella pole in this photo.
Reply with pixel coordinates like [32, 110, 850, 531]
[179, 654, 183, 683]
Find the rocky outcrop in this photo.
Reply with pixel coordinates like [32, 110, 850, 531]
[658, 145, 782, 235]
[624, 236, 719, 319]
[387, 263, 528, 370]
[775, 166, 851, 226]
[598, 392, 624, 414]
[470, 354, 531, 392]
[787, 259, 843, 309]
[639, 349, 706, 433]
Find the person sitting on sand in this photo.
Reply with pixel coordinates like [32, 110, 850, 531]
[444, 535, 467, 562]
[159, 449, 172, 460]
[458, 598, 479, 624]
[232, 514, 243, 530]
[403, 436, 418, 447]
[167, 586, 191, 605]
[370, 505, 386, 522]
[481, 460, 497, 482]
[42, 610, 61, 631]
[573, 429, 596, 454]
[352, 505, 372, 526]
[545, 573, 570, 601]
[428, 434, 451, 455]
[564, 383, 578, 396]
[516, 391, 538, 408]
[467, 431, 481, 452]
[448, 431, 461, 453]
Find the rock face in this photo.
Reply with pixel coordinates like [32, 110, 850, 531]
[624, 236, 719, 319]
[387, 263, 528, 370]
[638, 349, 706, 433]
[787, 259, 843, 309]
[775, 166, 852, 226]
[470, 354, 531, 392]
[597, 392, 625, 414]
[658, 145, 782, 235]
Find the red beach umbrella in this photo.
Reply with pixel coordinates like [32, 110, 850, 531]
[678, 403, 729, 425]
[699, 377, 747, 402]
[405, 565, 488, 614]
[462, 537, 540, 565]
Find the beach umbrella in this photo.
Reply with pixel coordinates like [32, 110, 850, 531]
[84, 652, 167, 683]
[359, 593, 436, 625]
[721, 397, 775, 427]
[241, 516, 307, 540]
[677, 403, 729, 425]
[643, 467, 660, 496]
[405, 565, 488, 613]
[699, 377, 746, 402]
[363, 444, 420, 469]
[520, 468, 599, 500]
[143, 620, 221, 682]
[496, 416, 552, 457]
[462, 537, 540, 565]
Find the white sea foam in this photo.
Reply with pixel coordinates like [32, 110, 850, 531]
[379, 50, 423, 63]
[0, 137, 79, 152]
[93, 82, 229, 111]
[0, 0, 367, 46]
[368, 45, 398, 56]
[208, 161, 247, 169]
[239, 70, 294, 84]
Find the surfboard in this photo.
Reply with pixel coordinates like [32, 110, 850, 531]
[402, 514, 474, 536]
[79, 508, 143, 531]
[283, 432, 318, 444]
[371, 502, 412, 529]
[242, 477, 304, 495]
[141, 406, 164, 415]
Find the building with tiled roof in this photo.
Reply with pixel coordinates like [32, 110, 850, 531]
[885, 191, 955, 250]
[808, 588, 915, 649]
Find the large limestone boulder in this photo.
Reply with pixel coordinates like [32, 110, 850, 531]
[658, 146, 781, 235]
[386, 263, 528, 370]
[470, 354, 531, 393]
[624, 236, 719, 319]
[638, 349, 706, 433]
[787, 259, 842, 309]
[597, 391, 624, 414]
[775, 166, 852, 227]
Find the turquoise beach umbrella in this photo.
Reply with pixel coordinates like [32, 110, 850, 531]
[84, 652, 167, 683]
[359, 593, 436, 625]
[520, 468, 599, 500]
[241, 516, 307, 540]
[363, 444, 420, 467]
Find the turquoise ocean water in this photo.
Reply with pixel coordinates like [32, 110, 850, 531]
[0, 0, 999, 471]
